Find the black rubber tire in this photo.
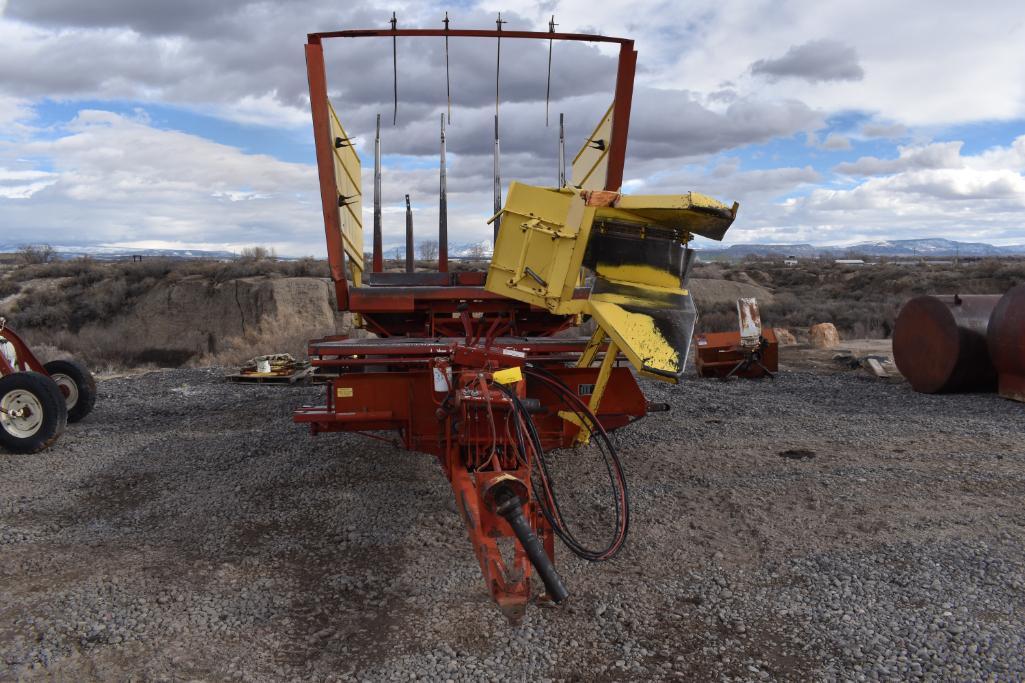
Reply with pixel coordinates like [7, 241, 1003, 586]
[0, 371, 68, 454]
[44, 359, 97, 423]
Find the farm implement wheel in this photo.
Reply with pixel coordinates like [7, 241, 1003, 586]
[0, 372, 68, 453]
[44, 360, 97, 423]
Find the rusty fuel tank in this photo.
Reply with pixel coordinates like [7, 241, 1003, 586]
[892, 294, 1001, 393]
[987, 284, 1025, 402]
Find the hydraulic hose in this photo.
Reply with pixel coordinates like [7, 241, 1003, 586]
[493, 486, 569, 604]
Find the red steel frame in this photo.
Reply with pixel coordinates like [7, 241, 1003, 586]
[297, 25, 645, 619]
[0, 321, 47, 377]
[305, 27, 637, 308]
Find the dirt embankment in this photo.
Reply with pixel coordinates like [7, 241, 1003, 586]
[3, 275, 353, 368]
[124, 276, 351, 358]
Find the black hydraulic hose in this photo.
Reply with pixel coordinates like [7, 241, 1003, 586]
[494, 487, 569, 603]
[497, 372, 630, 562]
[523, 367, 630, 560]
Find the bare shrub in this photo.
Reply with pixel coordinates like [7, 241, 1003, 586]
[0, 278, 20, 299]
[239, 246, 276, 261]
[17, 244, 57, 265]
[418, 240, 439, 261]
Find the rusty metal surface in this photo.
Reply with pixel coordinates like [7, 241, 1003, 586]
[892, 294, 1001, 394]
[309, 28, 632, 45]
[295, 24, 654, 620]
[987, 284, 1025, 402]
[694, 329, 779, 379]
[305, 42, 350, 309]
[0, 319, 47, 376]
[736, 298, 762, 348]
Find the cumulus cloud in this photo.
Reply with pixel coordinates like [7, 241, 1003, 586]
[862, 122, 908, 139]
[835, 141, 964, 175]
[806, 131, 852, 151]
[766, 136, 1025, 245]
[0, 110, 322, 253]
[1, 0, 1024, 253]
[750, 40, 864, 83]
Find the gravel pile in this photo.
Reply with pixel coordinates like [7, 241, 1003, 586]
[1, 366, 1023, 680]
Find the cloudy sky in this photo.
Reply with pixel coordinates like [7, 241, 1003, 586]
[1, 0, 1023, 256]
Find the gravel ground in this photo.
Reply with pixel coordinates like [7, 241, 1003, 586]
[1, 364, 1024, 681]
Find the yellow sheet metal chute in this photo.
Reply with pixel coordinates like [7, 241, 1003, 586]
[486, 183, 738, 439]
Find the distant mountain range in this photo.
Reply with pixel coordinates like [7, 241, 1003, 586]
[0, 243, 238, 260]
[700, 238, 1025, 260]
[2, 237, 1022, 262]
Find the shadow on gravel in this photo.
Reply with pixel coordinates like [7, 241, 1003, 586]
[778, 448, 816, 460]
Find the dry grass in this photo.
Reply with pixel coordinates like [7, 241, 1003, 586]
[692, 257, 1025, 337]
[4, 254, 1024, 370]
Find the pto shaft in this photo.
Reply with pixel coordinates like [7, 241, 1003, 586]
[494, 488, 569, 604]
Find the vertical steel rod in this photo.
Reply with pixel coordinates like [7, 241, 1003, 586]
[444, 12, 452, 124]
[493, 114, 502, 243]
[558, 112, 566, 188]
[545, 15, 556, 126]
[495, 13, 505, 117]
[391, 13, 398, 125]
[439, 113, 448, 272]
[405, 194, 414, 273]
[373, 113, 383, 272]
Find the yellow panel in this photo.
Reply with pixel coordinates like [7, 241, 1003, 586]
[607, 193, 739, 241]
[570, 103, 614, 190]
[328, 100, 363, 283]
[484, 182, 593, 314]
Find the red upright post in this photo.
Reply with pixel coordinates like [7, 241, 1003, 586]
[605, 41, 637, 192]
[305, 38, 350, 309]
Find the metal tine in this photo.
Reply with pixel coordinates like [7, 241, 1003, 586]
[559, 113, 566, 188]
[373, 113, 383, 272]
[405, 193, 414, 273]
[493, 114, 502, 243]
[439, 113, 448, 272]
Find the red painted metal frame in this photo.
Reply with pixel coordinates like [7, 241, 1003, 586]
[693, 330, 779, 379]
[304, 27, 636, 315]
[295, 336, 647, 618]
[0, 322, 47, 377]
[298, 25, 643, 618]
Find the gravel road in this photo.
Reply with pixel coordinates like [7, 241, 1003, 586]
[2, 364, 1023, 681]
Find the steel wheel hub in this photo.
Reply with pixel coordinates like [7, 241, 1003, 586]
[51, 373, 79, 410]
[0, 389, 44, 438]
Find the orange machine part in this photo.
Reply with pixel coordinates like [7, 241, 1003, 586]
[693, 329, 779, 379]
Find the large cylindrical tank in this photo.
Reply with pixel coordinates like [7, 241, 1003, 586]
[987, 284, 1025, 402]
[892, 294, 1001, 393]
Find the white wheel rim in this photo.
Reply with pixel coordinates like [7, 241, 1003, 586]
[51, 373, 79, 410]
[1, 389, 45, 438]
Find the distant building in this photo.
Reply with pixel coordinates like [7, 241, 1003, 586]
[783, 256, 798, 267]
[834, 259, 866, 266]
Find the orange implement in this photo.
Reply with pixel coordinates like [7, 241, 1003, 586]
[694, 329, 779, 379]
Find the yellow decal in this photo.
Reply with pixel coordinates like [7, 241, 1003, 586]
[336, 387, 353, 398]
[492, 366, 523, 385]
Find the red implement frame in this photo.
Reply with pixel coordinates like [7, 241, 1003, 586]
[0, 321, 47, 377]
[297, 24, 645, 620]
